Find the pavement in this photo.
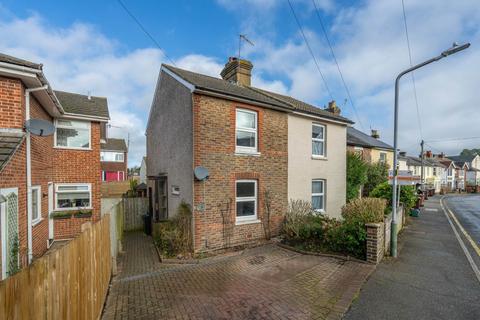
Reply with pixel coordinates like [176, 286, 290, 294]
[344, 195, 480, 320]
[102, 232, 375, 320]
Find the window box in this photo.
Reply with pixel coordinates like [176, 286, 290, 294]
[50, 209, 93, 219]
[73, 209, 93, 218]
[50, 211, 73, 220]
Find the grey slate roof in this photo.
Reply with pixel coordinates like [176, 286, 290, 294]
[54, 90, 110, 119]
[163, 64, 353, 124]
[347, 127, 394, 150]
[101, 138, 127, 152]
[0, 53, 42, 69]
[0, 131, 25, 172]
[447, 155, 476, 163]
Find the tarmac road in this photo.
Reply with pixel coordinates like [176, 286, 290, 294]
[344, 195, 480, 320]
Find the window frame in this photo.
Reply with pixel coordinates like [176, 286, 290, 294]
[379, 152, 387, 163]
[235, 179, 258, 223]
[235, 108, 258, 154]
[312, 179, 326, 213]
[54, 183, 92, 211]
[31, 186, 42, 225]
[312, 123, 326, 158]
[54, 119, 91, 150]
[100, 151, 125, 162]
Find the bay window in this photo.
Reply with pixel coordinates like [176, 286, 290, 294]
[55, 120, 91, 149]
[236, 109, 257, 153]
[55, 184, 91, 210]
[236, 180, 257, 222]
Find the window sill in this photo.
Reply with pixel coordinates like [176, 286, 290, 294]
[32, 218, 43, 226]
[54, 146, 92, 151]
[235, 219, 261, 226]
[235, 150, 261, 157]
[53, 207, 93, 212]
[311, 155, 327, 160]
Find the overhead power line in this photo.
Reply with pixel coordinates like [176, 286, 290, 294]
[117, 0, 176, 66]
[286, 0, 333, 101]
[311, 0, 365, 131]
[401, 0, 423, 139]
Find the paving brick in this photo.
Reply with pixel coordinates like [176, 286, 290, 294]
[102, 232, 374, 319]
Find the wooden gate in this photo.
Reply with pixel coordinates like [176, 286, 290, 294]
[123, 197, 148, 231]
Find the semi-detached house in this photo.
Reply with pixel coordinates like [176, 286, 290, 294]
[0, 53, 109, 279]
[146, 57, 353, 253]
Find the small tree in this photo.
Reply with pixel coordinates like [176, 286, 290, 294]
[346, 152, 368, 202]
[363, 162, 389, 197]
[369, 182, 417, 212]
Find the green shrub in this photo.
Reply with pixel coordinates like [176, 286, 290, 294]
[154, 201, 192, 257]
[363, 162, 389, 197]
[283, 200, 315, 239]
[346, 152, 368, 202]
[341, 197, 386, 224]
[369, 182, 416, 211]
[325, 219, 367, 258]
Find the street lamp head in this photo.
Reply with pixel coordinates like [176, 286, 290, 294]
[441, 42, 471, 57]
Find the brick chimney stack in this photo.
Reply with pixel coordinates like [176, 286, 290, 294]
[425, 150, 433, 158]
[326, 100, 341, 115]
[220, 57, 253, 86]
[371, 129, 380, 139]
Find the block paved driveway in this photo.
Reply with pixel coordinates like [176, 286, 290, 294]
[102, 232, 375, 320]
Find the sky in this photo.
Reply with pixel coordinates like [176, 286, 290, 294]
[1, 0, 479, 166]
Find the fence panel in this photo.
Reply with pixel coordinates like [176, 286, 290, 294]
[0, 215, 111, 320]
[123, 197, 148, 231]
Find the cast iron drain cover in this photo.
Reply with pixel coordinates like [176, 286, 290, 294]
[248, 255, 266, 265]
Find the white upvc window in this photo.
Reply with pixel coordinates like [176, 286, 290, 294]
[100, 151, 125, 162]
[235, 180, 257, 222]
[236, 109, 257, 153]
[312, 179, 325, 212]
[55, 184, 92, 210]
[312, 124, 325, 157]
[379, 152, 387, 163]
[55, 119, 91, 149]
[31, 186, 42, 224]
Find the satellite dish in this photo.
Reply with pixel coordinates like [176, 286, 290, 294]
[194, 166, 209, 181]
[25, 119, 55, 137]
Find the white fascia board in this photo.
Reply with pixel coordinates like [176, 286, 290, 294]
[291, 111, 350, 126]
[161, 66, 195, 92]
[60, 113, 110, 122]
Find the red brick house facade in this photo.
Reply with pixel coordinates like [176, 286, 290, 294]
[146, 58, 352, 253]
[0, 53, 109, 279]
[100, 138, 128, 182]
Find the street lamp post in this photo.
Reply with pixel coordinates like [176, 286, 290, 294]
[391, 42, 470, 258]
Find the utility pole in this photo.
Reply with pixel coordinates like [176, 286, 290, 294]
[391, 42, 470, 258]
[421, 139, 425, 190]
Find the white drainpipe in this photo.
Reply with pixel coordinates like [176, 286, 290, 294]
[25, 85, 48, 264]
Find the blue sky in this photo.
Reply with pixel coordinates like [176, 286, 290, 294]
[1, 0, 479, 165]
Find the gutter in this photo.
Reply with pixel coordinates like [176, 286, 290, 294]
[0, 61, 64, 115]
[25, 85, 49, 264]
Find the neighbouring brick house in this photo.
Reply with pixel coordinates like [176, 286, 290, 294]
[347, 127, 394, 168]
[0, 53, 109, 279]
[146, 57, 353, 253]
[100, 138, 128, 182]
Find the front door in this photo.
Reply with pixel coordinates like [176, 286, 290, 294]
[0, 188, 19, 279]
[48, 182, 54, 240]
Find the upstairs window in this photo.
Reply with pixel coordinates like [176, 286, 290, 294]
[379, 152, 387, 163]
[236, 180, 257, 222]
[55, 120, 91, 149]
[55, 184, 91, 210]
[312, 124, 325, 157]
[236, 109, 257, 153]
[312, 179, 325, 212]
[100, 151, 125, 162]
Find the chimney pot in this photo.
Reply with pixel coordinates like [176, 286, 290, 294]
[325, 100, 341, 115]
[371, 129, 380, 139]
[220, 57, 253, 86]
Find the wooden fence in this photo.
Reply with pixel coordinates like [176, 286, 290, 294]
[0, 215, 111, 320]
[123, 197, 148, 231]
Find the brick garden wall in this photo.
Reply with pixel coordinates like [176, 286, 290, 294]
[192, 94, 288, 252]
